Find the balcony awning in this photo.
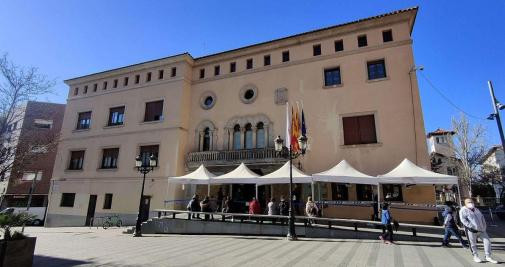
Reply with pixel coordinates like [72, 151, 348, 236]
[312, 160, 378, 185]
[167, 164, 216, 185]
[211, 163, 259, 184]
[256, 161, 312, 185]
[378, 158, 458, 184]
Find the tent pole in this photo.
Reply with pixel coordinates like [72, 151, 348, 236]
[256, 184, 259, 199]
[311, 181, 315, 199]
[457, 182, 463, 207]
[208, 184, 211, 196]
[377, 183, 381, 215]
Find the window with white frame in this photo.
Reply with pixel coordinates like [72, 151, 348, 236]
[34, 119, 53, 129]
[21, 171, 43, 181]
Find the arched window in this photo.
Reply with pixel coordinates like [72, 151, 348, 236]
[244, 123, 253, 149]
[202, 127, 210, 151]
[256, 122, 265, 148]
[233, 125, 241, 150]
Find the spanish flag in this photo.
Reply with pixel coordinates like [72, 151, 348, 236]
[291, 107, 301, 152]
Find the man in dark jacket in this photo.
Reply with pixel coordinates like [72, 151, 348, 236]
[187, 195, 201, 219]
[441, 203, 468, 248]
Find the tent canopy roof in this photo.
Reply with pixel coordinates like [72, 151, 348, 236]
[256, 161, 312, 185]
[211, 163, 259, 184]
[378, 158, 458, 184]
[313, 160, 378, 185]
[167, 164, 216, 185]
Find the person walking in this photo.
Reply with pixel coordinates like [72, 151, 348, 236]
[249, 197, 261, 215]
[267, 198, 279, 215]
[379, 203, 394, 244]
[305, 196, 319, 226]
[279, 196, 289, 225]
[460, 198, 498, 264]
[200, 196, 212, 221]
[222, 196, 230, 213]
[441, 202, 468, 248]
[187, 194, 201, 219]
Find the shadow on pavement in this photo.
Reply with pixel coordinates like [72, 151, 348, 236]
[34, 255, 92, 267]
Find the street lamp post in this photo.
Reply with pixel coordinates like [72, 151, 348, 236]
[274, 135, 308, 241]
[133, 154, 157, 237]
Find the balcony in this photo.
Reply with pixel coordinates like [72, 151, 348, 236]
[186, 148, 287, 170]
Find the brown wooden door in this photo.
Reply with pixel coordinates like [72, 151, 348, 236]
[85, 195, 97, 226]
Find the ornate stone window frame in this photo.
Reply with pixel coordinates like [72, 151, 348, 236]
[200, 91, 217, 110]
[239, 84, 258, 104]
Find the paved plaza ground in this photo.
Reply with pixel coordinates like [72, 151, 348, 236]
[25, 226, 505, 267]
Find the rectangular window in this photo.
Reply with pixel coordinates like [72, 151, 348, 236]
[68, 150, 85, 170]
[135, 75, 140, 84]
[74, 88, 78, 96]
[158, 70, 164, 79]
[113, 79, 118, 88]
[356, 184, 373, 201]
[60, 193, 76, 207]
[313, 44, 321, 56]
[83, 85, 88, 94]
[367, 59, 387, 80]
[246, 59, 253, 69]
[382, 30, 393, 42]
[34, 119, 53, 129]
[139, 145, 159, 166]
[358, 35, 368, 47]
[21, 171, 43, 181]
[342, 114, 377, 145]
[382, 184, 403, 202]
[334, 39, 344, 52]
[144, 100, 163, 122]
[101, 148, 119, 169]
[93, 83, 97, 92]
[324, 67, 341, 86]
[103, 81, 108, 90]
[103, 193, 113, 209]
[146, 72, 152, 82]
[124, 77, 129, 86]
[76, 111, 91, 130]
[108, 106, 125, 126]
[229, 62, 236, 73]
[214, 65, 220, 76]
[171, 67, 177, 77]
[264, 55, 271, 66]
[282, 51, 290, 62]
[199, 68, 205, 79]
[30, 145, 48, 153]
[331, 183, 348, 200]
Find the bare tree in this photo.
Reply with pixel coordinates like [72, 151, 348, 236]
[0, 53, 55, 181]
[449, 113, 488, 197]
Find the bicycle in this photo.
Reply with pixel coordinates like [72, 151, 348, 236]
[102, 215, 123, 229]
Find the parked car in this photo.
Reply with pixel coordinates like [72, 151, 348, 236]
[0, 207, 46, 226]
[495, 205, 505, 220]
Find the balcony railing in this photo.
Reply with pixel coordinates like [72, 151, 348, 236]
[186, 148, 287, 169]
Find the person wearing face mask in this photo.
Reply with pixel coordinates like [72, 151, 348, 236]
[459, 198, 498, 264]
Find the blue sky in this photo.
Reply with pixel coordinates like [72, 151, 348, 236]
[1, 1, 504, 144]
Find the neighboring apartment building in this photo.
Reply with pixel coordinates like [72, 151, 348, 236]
[426, 128, 461, 201]
[481, 145, 505, 201]
[46, 7, 434, 226]
[1, 101, 65, 210]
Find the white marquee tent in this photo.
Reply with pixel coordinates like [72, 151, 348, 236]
[312, 160, 378, 185]
[377, 158, 458, 185]
[167, 164, 216, 195]
[211, 163, 260, 184]
[255, 161, 312, 185]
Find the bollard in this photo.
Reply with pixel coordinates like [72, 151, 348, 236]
[222, 214, 225, 222]
[172, 213, 176, 219]
[354, 223, 358, 231]
[412, 228, 417, 237]
[328, 221, 332, 229]
[158, 211, 161, 218]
